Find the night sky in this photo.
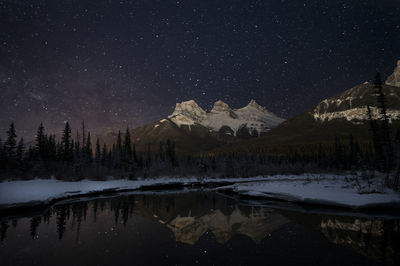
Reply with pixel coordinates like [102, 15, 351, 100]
[1, 0, 399, 139]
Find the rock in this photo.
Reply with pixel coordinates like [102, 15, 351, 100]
[385, 60, 400, 87]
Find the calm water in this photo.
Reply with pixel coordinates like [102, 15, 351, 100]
[0, 191, 399, 266]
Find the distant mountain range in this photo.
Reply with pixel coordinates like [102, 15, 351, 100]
[168, 99, 284, 136]
[220, 60, 400, 153]
[105, 60, 400, 155]
[122, 99, 285, 154]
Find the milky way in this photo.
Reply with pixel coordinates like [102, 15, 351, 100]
[0, 0, 399, 139]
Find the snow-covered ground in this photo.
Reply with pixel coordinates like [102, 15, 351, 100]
[218, 174, 400, 209]
[1, 174, 399, 210]
[0, 176, 270, 208]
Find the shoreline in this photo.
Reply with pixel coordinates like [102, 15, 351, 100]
[1, 174, 399, 215]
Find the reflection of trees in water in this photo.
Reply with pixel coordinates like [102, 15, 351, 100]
[71, 202, 88, 241]
[0, 221, 9, 241]
[0, 193, 289, 245]
[55, 205, 69, 240]
[30, 216, 41, 239]
[0, 192, 399, 265]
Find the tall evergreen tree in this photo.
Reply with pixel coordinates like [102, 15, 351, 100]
[123, 128, 132, 163]
[74, 130, 81, 164]
[81, 121, 86, 151]
[374, 72, 393, 171]
[5, 122, 17, 160]
[132, 144, 138, 163]
[101, 143, 107, 166]
[61, 122, 72, 161]
[166, 139, 177, 167]
[145, 144, 152, 168]
[114, 131, 122, 167]
[85, 132, 93, 164]
[16, 138, 25, 164]
[36, 123, 46, 159]
[95, 138, 101, 164]
[48, 135, 57, 160]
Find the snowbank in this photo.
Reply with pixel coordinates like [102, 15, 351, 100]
[0, 176, 270, 209]
[1, 174, 399, 210]
[218, 174, 400, 209]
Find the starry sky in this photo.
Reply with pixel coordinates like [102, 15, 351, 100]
[1, 0, 399, 139]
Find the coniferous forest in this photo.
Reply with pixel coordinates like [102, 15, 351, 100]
[1, 119, 399, 190]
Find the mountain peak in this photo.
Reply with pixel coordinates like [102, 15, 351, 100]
[211, 100, 231, 113]
[247, 99, 264, 110]
[169, 100, 206, 124]
[385, 59, 400, 87]
[167, 98, 284, 133]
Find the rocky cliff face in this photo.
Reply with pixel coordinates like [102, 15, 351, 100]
[385, 60, 400, 87]
[311, 61, 400, 124]
[311, 82, 400, 124]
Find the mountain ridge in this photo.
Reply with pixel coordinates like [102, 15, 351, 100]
[168, 99, 285, 136]
[212, 60, 400, 153]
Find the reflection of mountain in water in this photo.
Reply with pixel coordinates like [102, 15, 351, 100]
[0, 192, 399, 265]
[0, 192, 289, 245]
[280, 209, 400, 265]
[167, 207, 288, 244]
[111, 192, 289, 245]
[319, 218, 400, 265]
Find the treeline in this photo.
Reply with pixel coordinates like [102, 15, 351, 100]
[0, 73, 399, 186]
[0, 121, 179, 180]
[0, 119, 399, 183]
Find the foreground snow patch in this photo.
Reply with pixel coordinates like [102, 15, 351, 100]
[0, 178, 196, 207]
[219, 175, 400, 209]
[0, 176, 271, 208]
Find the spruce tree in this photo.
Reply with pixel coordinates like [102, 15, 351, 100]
[123, 128, 132, 163]
[114, 131, 122, 167]
[166, 139, 177, 167]
[86, 132, 92, 163]
[5, 122, 17, 161]
[95, 138, 101, 164]
[48, 135, 57, 160]
[61, 122, 72, 161]
[16, 138, 25, 164]
[145, 144, 152, 168]
[132, 144, 138, 163]
[36, 123, 46, 159]
[374, 72, 393, 172]
[81, 121, 86, 151]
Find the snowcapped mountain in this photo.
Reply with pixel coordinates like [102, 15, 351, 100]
[224, 60, 400, 150]
[310, 61, 400, 124]
[311, 81, 400, 124]
[168, 99, 285, 136]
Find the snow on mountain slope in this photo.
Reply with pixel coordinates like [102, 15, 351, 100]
[168, 99, 285, 135]
[311, 61, 400, 124]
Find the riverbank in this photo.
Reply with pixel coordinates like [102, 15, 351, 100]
[1, 174, 399, 211]
[0, 176, 269, 210]
[218, 174, 400, 209]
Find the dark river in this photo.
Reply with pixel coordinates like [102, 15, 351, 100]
[0, 191, 399, 266]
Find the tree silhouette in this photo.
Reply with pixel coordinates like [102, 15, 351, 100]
[56, 205, 68, 239]
[95, 138, 101, 164]
[123, 127, 132, 166]
[5, 122, 17, 161]
[36, 123, 46, 159]
[30, 216, 42, 239]
[61, 122, 72, 162]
